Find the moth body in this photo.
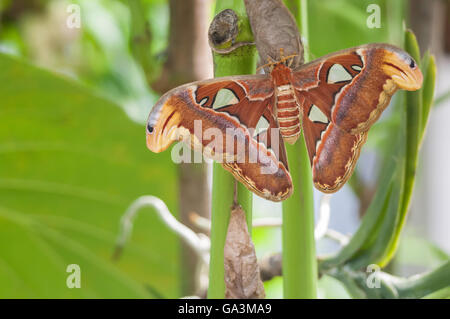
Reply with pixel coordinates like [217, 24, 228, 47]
[271, 64, 301, 144]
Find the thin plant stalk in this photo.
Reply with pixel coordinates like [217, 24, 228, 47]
[281, 0, 317, 299]
[208, 163, 235, 298]
[207, 0, 257, 299]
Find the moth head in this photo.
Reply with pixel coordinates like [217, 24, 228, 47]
[382, 48, 423, 91]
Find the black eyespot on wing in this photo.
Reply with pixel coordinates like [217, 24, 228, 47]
[409, 59, 415, 68]
[147, 123, 154, 134]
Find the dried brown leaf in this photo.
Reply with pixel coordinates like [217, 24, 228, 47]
[224, 205, 265, 299]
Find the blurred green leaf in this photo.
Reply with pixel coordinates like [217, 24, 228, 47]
[434, 91, 450, 107]
[263, 274, 353, 299]
[0, 53, 180, 298]
[395, 260, 450, 298]
[422, 287, 450, 299]
[308, 0, 391, 58]
[396, 234, 449, 270]
[263, 276, 283, 299]
[349, 161, 405, 268]
[319, 140, 403, 271]
[317, 275, 351, 299]
[420, 53, 437, 140]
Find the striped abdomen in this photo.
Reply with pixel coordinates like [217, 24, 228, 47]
[276, 84, 301, 144]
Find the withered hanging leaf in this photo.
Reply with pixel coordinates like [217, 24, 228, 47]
[224, 205, 265, 299]
[244, 0, 303, 69]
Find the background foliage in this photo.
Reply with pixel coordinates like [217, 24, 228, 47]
[0, 0, 448, 298]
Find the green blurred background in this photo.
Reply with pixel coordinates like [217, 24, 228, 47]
[0, 0, 448, 298]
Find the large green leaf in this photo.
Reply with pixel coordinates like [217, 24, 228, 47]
[0, 53, 180, 298]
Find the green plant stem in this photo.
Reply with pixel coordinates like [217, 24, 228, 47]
[395, 260, 450, 298]
[208, 163, 235, 298]
[281, 0, 317, 299]
[420, 53, 437, 141]
[400, 30, 422, 217]
[282, 140, 317, 298]
[300, 0, 310, 61]
[207, 0, 256, 299]
[331, 260, 450, 299]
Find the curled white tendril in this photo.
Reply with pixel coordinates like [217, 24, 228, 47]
[113, 195, 210, 295]
[114, 193, 350, 296]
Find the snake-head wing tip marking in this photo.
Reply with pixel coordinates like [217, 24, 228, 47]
[146, 97, 183, 153]
[381, 49, 423, 91]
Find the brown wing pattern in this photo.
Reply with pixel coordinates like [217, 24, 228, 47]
[146, 44, 423, 199]
[146, 76, 292, 201]
[293, 44, 422, 192]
